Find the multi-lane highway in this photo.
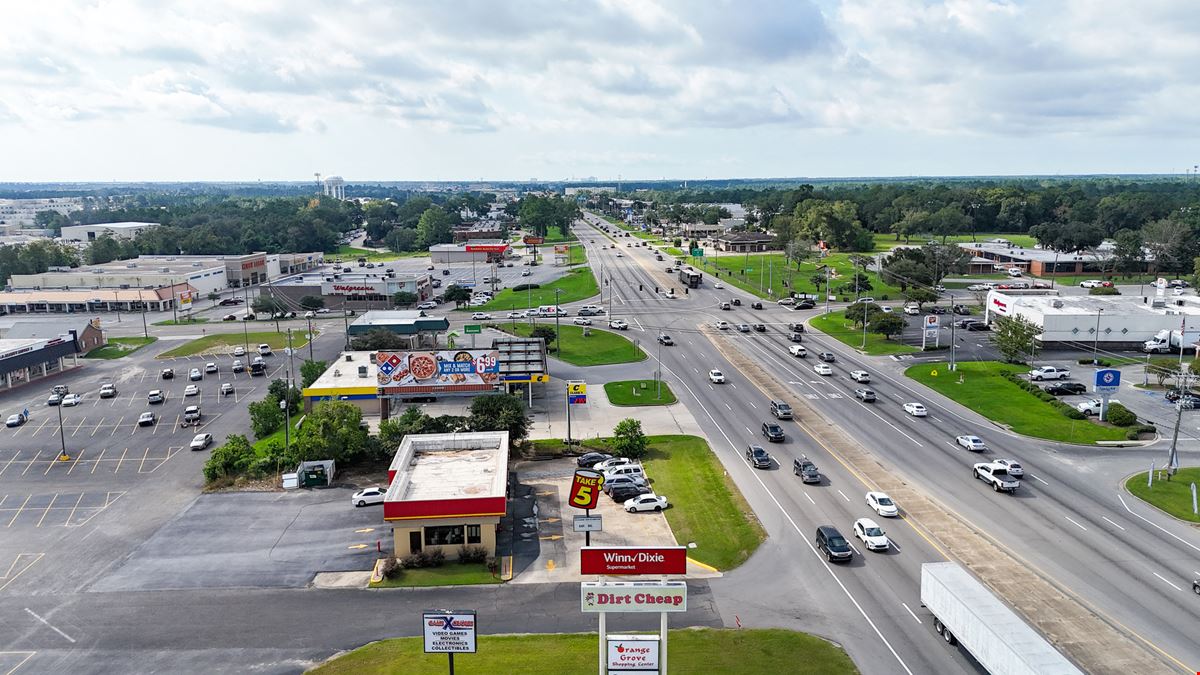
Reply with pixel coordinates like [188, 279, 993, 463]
[573, 214, 1198, 673]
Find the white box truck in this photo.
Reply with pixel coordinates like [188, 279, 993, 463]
[921, 562, 1082, 675]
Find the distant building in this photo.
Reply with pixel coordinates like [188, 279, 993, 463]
[429, 240, 510, 264]
[957, 241, 1148, 276]
[714, 232, 775, 252]
[0, 317, 106, 355]
[564, 186, 616, 195]
[270, 271, 434, 312]
[60, 222, 156, 242]
[323, 176, 346, 200]
[0, 197, 82, 228]
[345, 310, 449, 348]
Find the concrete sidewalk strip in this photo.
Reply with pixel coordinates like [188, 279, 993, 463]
[312, 571, 371, 589]
[705, 326, 1175, 675]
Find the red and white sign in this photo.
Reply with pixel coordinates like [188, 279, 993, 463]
[464, 243, 509, 254]
[569, 469, 604, 510]
[990, 295, 1009, 315]
[581, 581, 688, 612]
[321, 280, 388, 295]
[581, 546, 686, 575]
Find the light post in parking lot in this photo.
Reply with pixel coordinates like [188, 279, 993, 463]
[55, 402, 68, 461]
[1092, 308, 1103, 365]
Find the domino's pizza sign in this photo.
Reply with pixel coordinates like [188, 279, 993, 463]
[1094, 368, 1121, 394]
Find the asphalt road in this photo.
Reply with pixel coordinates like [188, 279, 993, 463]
[573, 215, 1200, 673]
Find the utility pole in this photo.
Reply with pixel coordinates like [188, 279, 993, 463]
[554, 288, 562, 356]
[1092, 308, 1103, 365]
[950, 315, 958, 371]
[170, 277, 178, 324]
[656, 338, 663, 400]
[306, 315, 315, 361]
[137, 277, 148, 338]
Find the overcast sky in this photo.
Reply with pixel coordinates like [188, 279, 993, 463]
[2, 1, 1199, 182]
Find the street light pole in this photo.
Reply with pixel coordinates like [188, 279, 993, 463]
[306, 316, 314, 361]
[554, 289, 562, 356]
[56, 401, 68, 461]
[1092, 308, 1103, 365]
[656, 337, 663, 400]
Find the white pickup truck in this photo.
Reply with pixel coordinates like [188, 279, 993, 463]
[973, 462, 1019, 493]
[1028, 366, 1070, 381]
[1076, 398, 1119, 416]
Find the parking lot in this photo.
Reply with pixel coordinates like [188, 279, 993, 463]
[1, 489, 124, 528]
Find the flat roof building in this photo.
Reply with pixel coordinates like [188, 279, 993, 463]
[268, 271, 434, 313]
[429, 240, 510, 264]
[300, 351, 380, 414]
[714, 232, 775, 252]
[60, 222, 156, 242]
[985, 290, 1200, 348]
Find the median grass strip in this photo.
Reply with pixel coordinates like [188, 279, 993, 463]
[705, 252, 901, 301]
[809, 311, 919, 355]
[310, 628, 856, 675]
[492, 323, 644, 366]
[1125, 467, 1200, 523]
[158, 330, 311, 358]
[469, 267, 598, 312]
[369, 563, 502, 588]
[84, 336, 157, 359]
[152, 317, 210, 326]
[603, 379, 677, 406]
[905, 361, 1129, 444]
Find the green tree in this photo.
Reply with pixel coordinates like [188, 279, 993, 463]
[248, 397, 284, 439]
[384, 227, 419, 253]
[611, 418, 648, 459]
[349, 328, 410, 351]
[845, 302, 881, 327]
[296, 401, 369, 463]
[34, 210, 71, 233]
[86, 234, 127, 265]
[415, 208, 453, 248]
[203, 434, 257, 482]
[929, 205, 969, 243]
[252, 294, 288, 317]
[466, 393, 531, 441]
[207, 292, 220, 307]
[903, 286, 939, 308]
[868, 312, 908, 339]
[392, 291, 418, 307]
[300, 295, 325, 310]
[992, 315, 1042, 363]
[300, 359, 327, 388]
[530, 325, 557, 351]
[443, 284, 472, 307]
[1111, 229, 1144, 279]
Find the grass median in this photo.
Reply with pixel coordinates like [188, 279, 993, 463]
[603, 379, 677, 406]
[491, 322, 644, 366]
[310, 628, 857, 675]
[809, 311, 919, 355]
[905, 361, 1129, 444]
[158, 330, 311, 358]
[1125, 467, 1200, 523]
[85, 336, 157, 359]
[152, 317, 210, 326]
[469, 267, 598, 312]
[369, 563, 502, 588]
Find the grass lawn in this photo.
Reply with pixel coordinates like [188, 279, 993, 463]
[705, 252, 901, 301]
[544, 225, 577, 242]
[661, 246, 685, 257]
[328, 245, 421, 262]
[468, 267, 599, 312]
[1125, 467, 1200, 523]
[310, 628, 856, 675]
[158, 330, 311, 358]
[565, 243, 587, 266]
[1049, 273, 1161, 287]
[84, 336, 157, 359]
[492, 323, 645, 366]
[871, 232, 1038, 251]
[603, 379, 677, 406]
[152, 317, 210, 326]
[369, 563, 502, 588]
[809, 311, 919, 356]
[905, 361, 1130, 444]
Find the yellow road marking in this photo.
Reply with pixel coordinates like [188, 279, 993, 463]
[539, 535, 562, 541]
[354, 528, 375, 533]
[546, 559, 556, 572]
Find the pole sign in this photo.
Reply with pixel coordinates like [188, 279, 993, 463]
[607, 634, 661, 672]
[422, 610, 477, 653]
[464, 324, 482, 334]
[580, 546, 687, 575]
[568, 380, 587, 405]
[1094, 368, 1121, 394]
[581, 581, 688, 612]
[573, 515, 604, 532]
[922, 314, 940, 349]
[569, 469, 605, 510]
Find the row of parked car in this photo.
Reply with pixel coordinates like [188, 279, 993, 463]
[575, 453, 669, 512]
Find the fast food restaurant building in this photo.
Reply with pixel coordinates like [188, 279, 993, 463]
[384, 431, 509, 560]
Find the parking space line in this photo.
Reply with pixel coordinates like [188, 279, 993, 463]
[114, 448, 129, 473]
[66, 450, 86, 475]
[21, 452, 41, 476]
[6, 495, 30, 526]
[64, 492, 85, 526]
[91, 418, 105, 436]
[29, 420, 48, 437]
[90, 449, 106, 474]
[35, 494, 58, 528]
[110, 416, 125, 436]
[70, 417, 88, 437]
[0, 451, 20, 477]
[137, 447, 151, 473]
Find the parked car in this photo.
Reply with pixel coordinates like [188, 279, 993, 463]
[351, 487, 387, 507]
[1029, 366, 1070, 381]
[903, 402, 928, 417]
[708, 369, 726, 384]
[258, 344, 273, 356]
[189, 368, 203, 381]
[761, 423, 785, 443]
[991, 458, 1024, 477]
[813, 363, 833, 376]
[849, 370, 870, 383]
[816, 525, 853, 562]
[609, 484, 652, 502]
[232, 346, 246, 357]
[1077, 398, 1119, 416]
[793, 457, 820, 483]
[1045, 382, 1087, 396]
[161, 368, 175, 380]
[594, 457, 634, 472]
[220, 383, 235, 397]
[952, 304, 972, 315]
[603, 475, 648, 494]
[205, 362, 218, 374]
[184, 385, 200, 397]
[6, 413, 27, 428]
[189, 433, 213, 451]
[61, 393, 82, 407]
[955, 435, 987, 451]
[232, 360, 245, 373]
[866, 491, 898, 517]
[147, 390, 165, 404]
[137, 411, 156, 427]
[1079, 279, 1105, 288]
[854, 388, 876, 402]
[222, 313, 238, 321]
[576, 452, 612, 468]
[853, 518, 890, 551]
[625, 493, 668, 513]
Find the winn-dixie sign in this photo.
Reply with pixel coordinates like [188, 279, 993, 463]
[580, 546, 686, 575]
[581, 581, 688, 613]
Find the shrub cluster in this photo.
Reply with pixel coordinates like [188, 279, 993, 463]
[401, 549, 446, 569]
[457, 545, 489, 564]
[1125, 424, 1157, 440]
[1088, 286, 1121, 295]
[1104, 403, 1136, 427]
[512, 283, 540, 292]
[1002, 372, 1086, 419]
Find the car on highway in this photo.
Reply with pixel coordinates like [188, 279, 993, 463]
[1079, 279, 1105, 288]
[849, 370, 870, 383]
[854, 388, 876, 402]
[796, 299, 816, 310]
[147, 390, 165, 404]
[793, 457, 821, 483]
[573, 317, 592, 325]
[471, 312, 492, 320]
[753, 323, 766, 332]
[746, 444, 773, 467]
[184, 384, 200, 397]
[6, 413, 27, 428]
[789, 345, 808, 358]
[903, 402, 928, 417]
[137, 411, 156, 427]
[625, 493, 668, 513]
[866, 491, 898, 517]
[853, 518, 890, 551]
[816, 525, 853, 562]
[351, 487, 387, 507]
[713, 282, 724, 289]
[955, 435, 987, 451]
[952, 304, 972, 315]
[736, 323, 751, 333]
[715, 320, 729, 330]
[99, 384, 117, 399]
[991, 458, 1024, 477]
[818, 352, 835, 362]
[750, 302, 764, 310]
[813, 363, 833, 376]
[719, 302, 731, 311]
[62, 393, 83, 407]
[205, 362, 218, 374]
[974, 462, 1020, 492]
[222, 313, 238, 321]
[609, 319, 629, 330]
[1045, 382, 1087, 396]
[761, 423, 785, 443]
[189, 433, 213, 450]
[189, 368, 203, 381]
[576, 452, 612, 468]
[708, 369, 726, 384]
[788, 331, 804, 343]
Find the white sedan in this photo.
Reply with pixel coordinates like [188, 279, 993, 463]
[992, 458, 1024, 477]
[849, 370, 870, 383]
[189, 433, 213, 450]
[813, 363, 833, 376]
[1079, 280, 1105, 288]
[708, 369, 726, 384]
[351, 487, 387, 507]
[61, 394, 83, 407]
[853, 518, 890, 551]
[715, 321, 729, 330]
[714, 282, 724, 289]
[903, 402, 928, 417]
[573, 317, 592, 326]
[609, 319, 629, 330]
[625, 493, 668, 513]
[184, 384, 200, 397]
[506, 311, 524, 319]
[471, 312, 492, 320]
[955, 435, 987, 451]
[866, 491, 898, 517]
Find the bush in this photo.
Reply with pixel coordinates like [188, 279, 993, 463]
[1088, 286, 1121, 295]
[1079, 357, 1117, 367]
[1125, 423, 1157, 440]
[381, 556, 402, 579]
[1105, 403, 1136, 427]
[512, 283, 541, 292]
[880, 294, 889, 301]
[425, 549, 446, 567]
[458, 545, 488, 564]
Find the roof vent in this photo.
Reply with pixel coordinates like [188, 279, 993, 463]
[357, 365, 368, 378]
[1051, 299, 1063, 308]
[345, 353, 353, 362]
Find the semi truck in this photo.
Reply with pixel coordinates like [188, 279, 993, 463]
[921, 562, 1082, 675]
[1142, 329, 1200, 354]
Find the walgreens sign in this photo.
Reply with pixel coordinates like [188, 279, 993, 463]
[580, 546, 686, 575]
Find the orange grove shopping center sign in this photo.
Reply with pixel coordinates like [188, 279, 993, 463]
[569, 469, 604, 510]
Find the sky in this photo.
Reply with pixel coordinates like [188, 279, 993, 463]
[2, 0, 1199, 182]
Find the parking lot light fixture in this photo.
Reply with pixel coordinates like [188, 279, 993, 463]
[56, 401, 68, 461]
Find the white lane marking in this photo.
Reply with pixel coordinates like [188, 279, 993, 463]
[679, 353, 686, 359]
[730, 383, 737, 389]
[725, 403, 732, 411]
[1064, 516, 1088, 532]
[849, 543, 862, 556]
[1029, 474, 1049, 485]
[1118, 494, 1200, 554]
[745, 427, 753, 435]
[803, 492, 815, 505]
[837, 489, 851, 502]
[1152, 573, 1182, 591]
[748, 401, 757, 409]
[890, 540, 902, 551]
[1101, 516, 1125, 531]
[931, 416, 943, 423]
[901, 602, 922, 624]
[24, 607, 76, 643]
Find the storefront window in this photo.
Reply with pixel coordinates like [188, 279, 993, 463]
[467, 525, 481, 544]
[424, 525, 465, 546]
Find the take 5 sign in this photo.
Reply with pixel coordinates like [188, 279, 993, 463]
[569, 469, 605, 510]
[581, 546, 687, 575]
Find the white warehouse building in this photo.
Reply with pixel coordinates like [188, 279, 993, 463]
[985, 291, 1200, 350]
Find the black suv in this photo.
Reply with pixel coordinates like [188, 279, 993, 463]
[816, 526, 853, 562]
[1045, 382, 1087, 396]
[796, 299, 816, 310]
[750, 302, 763, 310]
[818, 352, 836, 362]
[609, 484, 651, 502]
[793, 457, 820, 483]
[746, 444, 772, 469]
[761, 422, 785, 442]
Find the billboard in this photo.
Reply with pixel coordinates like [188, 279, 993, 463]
[581, 581, 688, 612]
[554, 244, 570, 255]
[422, 611, 477, 653]
[178, 290, 193, 310]
[569, 469, 605, 510]
[580, 546, 687, 575]
[376, 350, 501, 394]
[523, 235, 545, 245]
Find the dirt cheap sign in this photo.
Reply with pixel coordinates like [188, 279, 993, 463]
[569, 469, 604, 510]
[581, 581, 688, 612]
